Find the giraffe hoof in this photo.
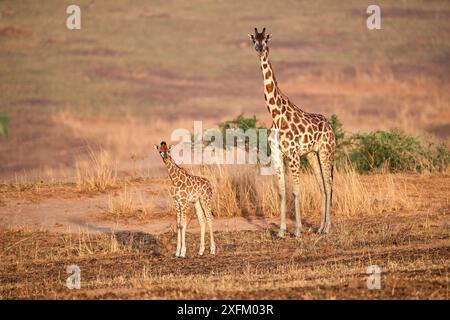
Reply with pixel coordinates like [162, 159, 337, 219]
[210, 247, 216, 255]
[198, 250, 205, 256]
[317, 227, 330, 235]
[293, 228, 302, 238]
[276, 229, 286, 239]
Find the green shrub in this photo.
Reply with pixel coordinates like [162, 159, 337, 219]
[349, 129, 421, 173]
[329, 114, 353, 169]
[218, 114, 261, 132]
[216, 114, 450, 173]
[0, 113, 9, 137]
[348, 129, 450, 173]
[217, 114, 267, 151]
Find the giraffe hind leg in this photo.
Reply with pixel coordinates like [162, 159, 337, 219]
[194, 200, 206, 256]
[200, 195, 216, 255]
[306, 152, 326, 233]
[317, 148, 333, 234]
[174, 201, 188, 258]
[174, 202, 182, 257]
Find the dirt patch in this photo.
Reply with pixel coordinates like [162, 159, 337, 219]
[140, 9, 170, 19]
[1, 174, 449, 235]
[0, 173, 449, 299]
[0, 26, 32, 38]
[18, 98, 55, 107]
[427, 123, 450, 139]
[68, 48, 123, 57]
[1, 213, 449, 299]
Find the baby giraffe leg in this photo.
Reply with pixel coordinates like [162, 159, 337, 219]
[194, 200, 206, 256]
[207, 218, 216, 255]
[179, 211, 187, 258]
[175, 203, 182, 257]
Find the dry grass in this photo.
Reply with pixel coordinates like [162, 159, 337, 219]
[1, 208, 449, 299]
[107, 187, 134, 218]
[106, 186, 157, 221]
[75, 149, 118, 192]
[188, 164, 412, 218]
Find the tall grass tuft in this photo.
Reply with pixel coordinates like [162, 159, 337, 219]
[76, 149, 118, 192]
[106, 187, 157, 221]
[189, 164, 411, 218]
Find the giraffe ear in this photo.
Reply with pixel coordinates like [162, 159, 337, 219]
[266, 33, 272, 41]
[168, 144, 175, 152]
[154, 144, 160, 151]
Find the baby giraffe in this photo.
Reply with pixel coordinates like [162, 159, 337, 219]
[155, 141, 216, 258]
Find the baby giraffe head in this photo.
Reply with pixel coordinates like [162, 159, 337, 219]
[154, 141, 173, 160]
[248, 27, 271, 57]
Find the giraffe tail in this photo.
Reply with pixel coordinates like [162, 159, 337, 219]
[330, 163, 334, 208]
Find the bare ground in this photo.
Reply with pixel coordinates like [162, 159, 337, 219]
[0, 175, 449, 299]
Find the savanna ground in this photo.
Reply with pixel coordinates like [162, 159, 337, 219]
[1, 0, 450, 299]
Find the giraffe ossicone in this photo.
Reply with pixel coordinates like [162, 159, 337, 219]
[249, 27, 336, 236]
[155, 141, 216, 258]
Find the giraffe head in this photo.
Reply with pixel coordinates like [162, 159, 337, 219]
[154, 141, 173, 160]
[248, 27, 271, 57]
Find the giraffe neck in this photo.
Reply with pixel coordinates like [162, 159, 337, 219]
[259, 51, 303, 122]
[260, 50, 283, 118]
[163, 156, 186, 184]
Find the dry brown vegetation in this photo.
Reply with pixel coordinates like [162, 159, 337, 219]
[106, 186, 158, 222]
[189, 164, 412, 219]
[75, 149, 118, 192]
[0, 167, 449, 299]
[1, 205, 449, 299]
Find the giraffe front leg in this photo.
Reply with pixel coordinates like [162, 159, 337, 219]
[201, 196, 216, 255]
[194, 200, 206, 256]
[174, 203, 183, 257]
[289, 159, 303, 238]
[208, 220, 216, 255]
[273, 150, 287, 238]
[177, 210, 187, 258]
[322, 164, 333, 234]
[317, 150, 333, 234]
[292, 183, 302, 238]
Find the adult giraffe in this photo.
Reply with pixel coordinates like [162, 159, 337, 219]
[249, 27, 336, 237]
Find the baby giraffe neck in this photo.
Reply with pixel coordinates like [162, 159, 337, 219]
[164, 156, 184, 183]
